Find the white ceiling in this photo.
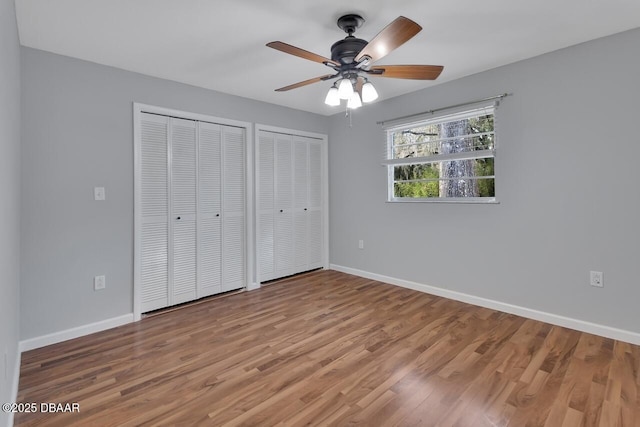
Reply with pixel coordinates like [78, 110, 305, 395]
[15, 0, 640, 116]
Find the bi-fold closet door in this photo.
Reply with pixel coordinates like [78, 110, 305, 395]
[257, 130, 323, 282]
[138, 112, 245, 313]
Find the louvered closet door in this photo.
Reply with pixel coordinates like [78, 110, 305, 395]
[171, 118, 198, 305]
[257, 132, 276, 281]
[140, 113, 169, 312]
[274, 134, 294, 278]
[198, 122, 222, 297]
[256, 130, 324, 283]
[293, 138, 309, 271]
[308, 141, 323, 268]
[222, 126, 246, 292]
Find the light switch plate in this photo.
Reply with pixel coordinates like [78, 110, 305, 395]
[94, 275, 106, 290]
[94, 187, 106, 201]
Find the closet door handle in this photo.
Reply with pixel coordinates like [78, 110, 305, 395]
[176, 216, 181, 220]
[280, 209, 283, 213]
[216, 214, 220, 217]
[304, 208, 307, 211]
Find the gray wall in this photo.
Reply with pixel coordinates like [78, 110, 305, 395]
[20, 47, 329, 340]
[328, 28, 640, 334]
[18, 27, 640, 343]
[0, 0, 22, 423]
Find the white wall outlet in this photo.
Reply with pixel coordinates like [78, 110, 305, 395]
[94, 275, 106, 290]
[94, 186, 106, 201]
[358, 240, 364, 249]
[590, 271, 603, 287]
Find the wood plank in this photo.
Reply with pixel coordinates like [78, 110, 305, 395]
[14, 270, 640, 426]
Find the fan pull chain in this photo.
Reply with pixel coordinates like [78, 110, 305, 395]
[345, 105, 353, 128]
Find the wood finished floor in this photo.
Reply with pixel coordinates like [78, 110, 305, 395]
[16, 270, 640, 426]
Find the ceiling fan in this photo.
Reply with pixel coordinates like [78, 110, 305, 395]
[266, 14, 443, 108]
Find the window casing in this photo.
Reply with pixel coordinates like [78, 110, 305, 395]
[384, 104, 497, 203]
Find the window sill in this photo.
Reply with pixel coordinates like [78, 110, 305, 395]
[387, 198, 499, 204]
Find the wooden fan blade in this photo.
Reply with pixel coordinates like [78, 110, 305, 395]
[354, 16, 421, 64]
[275, 74, 335, 92]
[369, 65, 444, 80]
[267, 41, 340, 67]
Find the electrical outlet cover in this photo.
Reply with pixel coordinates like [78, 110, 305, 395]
[590, 271, 603, 287]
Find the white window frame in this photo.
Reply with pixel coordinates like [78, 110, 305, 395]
[383, 103, 498, 203]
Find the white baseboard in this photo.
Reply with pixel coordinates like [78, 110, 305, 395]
[330, 264, 640, 346]
[19, 314, 135, 352]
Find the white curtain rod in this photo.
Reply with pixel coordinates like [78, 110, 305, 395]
[376, 93, 511, 126]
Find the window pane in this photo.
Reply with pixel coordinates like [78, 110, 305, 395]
[468, 115, 494, 134]
[439, 157, 494, 178]
[392, 124, 439, 159]
[394, 178, 495, 199]
[391, 115, 494, 160]
[393, 158, 495, 199]
[393, 133, 494, 159]
[394, 181, 440, 198]
[393, 163, 440, 181]
[393, 158, 494, 180]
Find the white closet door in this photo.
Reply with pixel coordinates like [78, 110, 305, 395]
[140, 113, 169, 312]
[171, 118, 197, 305]
[293, 139, 309, 271]
[308, 141, 323, 268]
[222, 126, 246, 292]
[137, 107, 249, 316]
[256, 129, 325, 283]
[274, 134, 294, 278]
[198, 122, 222, 297]
[257, 132, 275, 281]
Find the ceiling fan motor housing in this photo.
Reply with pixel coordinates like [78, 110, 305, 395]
[332, 14, 368, 65]
[330, 37, 368, 65]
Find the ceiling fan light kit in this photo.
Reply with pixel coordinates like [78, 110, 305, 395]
[267, 13, 443, 109]
[347, 91, 363, 109]
[361, 79, 378, 103]
[324, 83, 341, 106]
[338, 78, 354, 99]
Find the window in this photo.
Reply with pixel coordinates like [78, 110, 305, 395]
[384, 104, 496, 203]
